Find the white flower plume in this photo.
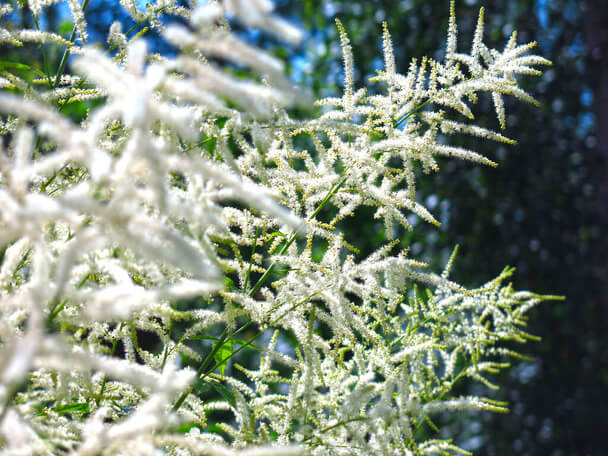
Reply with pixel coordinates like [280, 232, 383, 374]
[0, 1, 559, 455]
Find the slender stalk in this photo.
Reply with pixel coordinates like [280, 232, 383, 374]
[52, 0, 89, 89]
[302, 416, 367, 443]
[54, 2, 166, 91]
[31, 15, 53, 90]
[247, 169, 350, 298]
[95, 324, 123, 408]
[172, 288, 325, 412]
[394, 97, 433, 129]
[172, 168, 351, 412]
[171, 326, 231, 412]
[205, 289, 324, 378]
[243, 226, 260, 294]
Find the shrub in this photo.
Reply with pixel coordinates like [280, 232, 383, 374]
[0, 1, 559, 454]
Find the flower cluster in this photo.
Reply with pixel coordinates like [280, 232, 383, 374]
[0, 1, 558, 455]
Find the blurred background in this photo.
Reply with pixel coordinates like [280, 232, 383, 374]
[1, 0, 606, 454]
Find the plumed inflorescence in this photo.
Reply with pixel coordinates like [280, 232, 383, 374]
[0, 1, 558, 455]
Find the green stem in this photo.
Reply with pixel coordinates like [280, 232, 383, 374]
[171, 326, 231, 412]
[243, 226, 260, 294]
[52, 0, 89, 89]
[159, 323, 173, 370]
[247, 169, 350, 298]
[31, 15, 53, 90]
[103, 4, 170, 59]
[54, 3, 165, 93]
[173, 168, 350, 413]
[394, 97, 433, 129]
[171, 288, 324, 413]
[46, 272, 90, 327]
[46, 299, 67, 326]
[302, 416, 367, 443]
[210, 289, 324, 374]
[95, 325, 122, 408]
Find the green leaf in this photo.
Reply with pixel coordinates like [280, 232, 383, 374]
[213, 338, 233, 375]
[189, 335, 262, 351]
[54, 402, 90, 415]
[211, 382, 236, 408]
[0, 61, 46, 77]
[175, 422, 201, 434]
[189, 335, 219, 341]
[224, 277, 236, 291]
[58, 21, 73, 36]
[192, 378, 212, 396]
